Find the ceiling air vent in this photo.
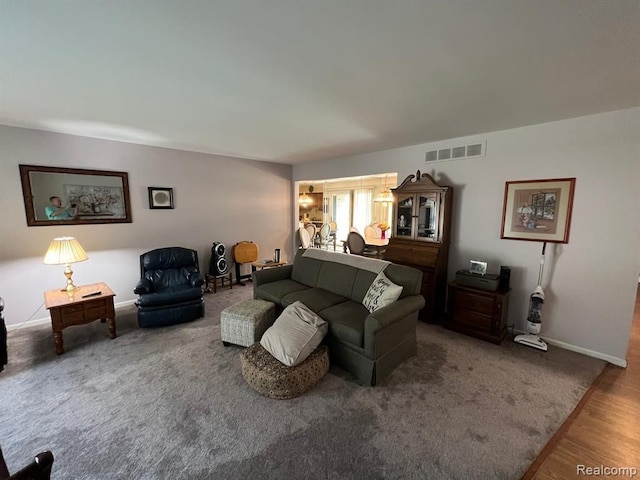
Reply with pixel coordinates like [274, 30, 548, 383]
[466, 143, 484, 157]
[438, 149, 451, 160]
[425, 150, 438, 162]
[425, 140, 486, 162]
[452, 146, 466, 158]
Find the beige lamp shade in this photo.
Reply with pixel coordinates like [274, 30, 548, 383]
[43, 237, 88, 265]
[44, 237, 88, 294]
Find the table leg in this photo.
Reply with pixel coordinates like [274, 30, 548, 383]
[107, 318, 116, 339]
[54, 331, 64, 355]
[235, 263, 245, 286]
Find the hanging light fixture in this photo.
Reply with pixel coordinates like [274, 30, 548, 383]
[298, 185, 314, 207]
[374, 175, 394, 206]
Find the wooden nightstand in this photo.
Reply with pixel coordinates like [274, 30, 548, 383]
[446, 282, 510, 344]
[44, 282, 116, 355]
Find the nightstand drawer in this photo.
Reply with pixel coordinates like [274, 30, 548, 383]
[63, 303, 85, 314]
[85, 305, 108, 319]
[452, 307, 493, 330]
[454, 290, 494, 315]
[61, 310, 85, 324]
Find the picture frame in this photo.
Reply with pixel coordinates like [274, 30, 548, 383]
[148, 187, 174, 209]
[500, 178, 576, 243]
[19, 164, 132, 226]
[469, 260, 488, 275]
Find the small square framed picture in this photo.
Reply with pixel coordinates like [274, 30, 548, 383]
[469, 260, 487, 275]
[148, 187, 174, 209]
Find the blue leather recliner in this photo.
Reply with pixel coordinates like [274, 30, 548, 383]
[134, 247, 205, 328]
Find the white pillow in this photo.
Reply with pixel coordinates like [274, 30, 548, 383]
[362, 270, 403, 313]
[260, 301, 328, 367]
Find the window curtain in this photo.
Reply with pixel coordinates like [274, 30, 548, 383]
[353, 188, 373, 234]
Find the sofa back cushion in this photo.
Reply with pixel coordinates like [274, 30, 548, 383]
[383, 263, 422, 298]
[351, 270, 378, 303]
[291, 252, 323, 287]
[290, 249, 423, 302]
[316, 261, 358, 298]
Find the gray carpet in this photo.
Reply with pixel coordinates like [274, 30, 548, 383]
[1, 285, 604, 479]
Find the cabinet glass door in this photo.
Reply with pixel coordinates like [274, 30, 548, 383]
[417, 194, 438, 240]
[395, 194, 414, 238]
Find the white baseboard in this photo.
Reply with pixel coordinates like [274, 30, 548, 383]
[6, 299, 137, 332]
[512, 328, 627, 368]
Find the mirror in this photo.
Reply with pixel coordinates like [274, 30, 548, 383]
[19, 165, 133, 226]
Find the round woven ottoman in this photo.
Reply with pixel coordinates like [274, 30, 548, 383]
[240, 343, 329, 399]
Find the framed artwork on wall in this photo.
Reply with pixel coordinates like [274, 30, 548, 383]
[148, 187, 174, 209]
[501, 178, 576, 243]
[19, 164, 132, 226]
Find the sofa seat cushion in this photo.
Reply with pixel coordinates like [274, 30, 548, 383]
[137, 286, 203, 307]
[254, 279, 310, 305]
[282, 288, 348, 313]
[319, 301, 368, 348]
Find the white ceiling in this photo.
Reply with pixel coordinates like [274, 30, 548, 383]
[1, 1, 638, 164]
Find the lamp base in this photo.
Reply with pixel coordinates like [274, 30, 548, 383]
[61, 264, 80, 295]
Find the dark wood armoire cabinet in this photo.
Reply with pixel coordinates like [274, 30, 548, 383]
[384, 171, 452, 323]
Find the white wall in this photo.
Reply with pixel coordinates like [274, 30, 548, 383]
[1, 126, 292, 326]
[293, 108, 640, 365]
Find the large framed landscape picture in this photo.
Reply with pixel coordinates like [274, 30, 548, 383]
[501, 178, 576, 243]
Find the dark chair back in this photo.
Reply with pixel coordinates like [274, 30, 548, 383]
[140, 247, 200, 291]
[0, 448, 54, 480]
[346, 231, 366, 255]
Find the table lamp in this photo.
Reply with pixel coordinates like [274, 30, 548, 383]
[43, 237, 89, 294]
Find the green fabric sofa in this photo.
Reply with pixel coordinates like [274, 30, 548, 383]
[252, 249, 425, 386]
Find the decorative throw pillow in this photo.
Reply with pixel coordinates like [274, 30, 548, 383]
[260, 301, 328, 367]
[362, 270, 403, 313]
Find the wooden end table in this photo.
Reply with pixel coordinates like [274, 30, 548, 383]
[251, 261, 287, 271]
[44, 282, 116, 355]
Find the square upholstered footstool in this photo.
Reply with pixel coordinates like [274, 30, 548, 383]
[220, 299, 276, 347]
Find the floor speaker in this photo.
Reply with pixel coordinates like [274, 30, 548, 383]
[209, 242, 228, 276]
[499, 266, 511, 291]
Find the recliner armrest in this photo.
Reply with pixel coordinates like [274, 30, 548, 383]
[134, 278, 152, 295]
[189, 272, 204, 288]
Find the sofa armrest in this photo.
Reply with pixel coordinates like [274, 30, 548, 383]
[189, 272, 204, 288]
[134, 278, 152, 295]
[363, 295, 425, 358]
[364, 295, 425, 335]
[252, 264, 293, 287]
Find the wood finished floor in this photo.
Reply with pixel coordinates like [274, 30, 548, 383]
[524, 286, 640, 479]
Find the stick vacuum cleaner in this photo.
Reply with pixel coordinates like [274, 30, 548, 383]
[514, 242, 548, 352]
